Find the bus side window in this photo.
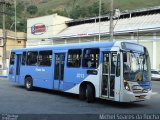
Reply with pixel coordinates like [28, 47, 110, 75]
[22, 52, 26, 65]
[26, 51, 38, 66]
[38, 51, 52, 66]
[82, 48, 99, 68]
[10, 52, 15, 65]
[123, 52, 127, 62]
[67, 49, 82, 68]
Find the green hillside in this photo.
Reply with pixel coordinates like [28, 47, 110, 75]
[31, 0, 160, 17]
[16, 0, 160, 17]
[1, 0, 160, 32]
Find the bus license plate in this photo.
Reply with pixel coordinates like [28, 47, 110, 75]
[139, 95, 145, 99]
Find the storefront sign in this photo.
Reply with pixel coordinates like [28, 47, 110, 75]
[31, 23, 47, 35]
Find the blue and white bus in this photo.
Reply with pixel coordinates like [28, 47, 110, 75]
[8, 41, 152, 102]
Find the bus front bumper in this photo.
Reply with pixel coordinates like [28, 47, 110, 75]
[120, 90, 152, 102]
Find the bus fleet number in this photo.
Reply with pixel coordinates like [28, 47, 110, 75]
[76, 73, 85, 79]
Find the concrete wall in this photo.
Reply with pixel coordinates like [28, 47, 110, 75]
[0, 29, 26, 70]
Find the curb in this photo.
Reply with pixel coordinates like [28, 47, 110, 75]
[0, 76, 8, 78]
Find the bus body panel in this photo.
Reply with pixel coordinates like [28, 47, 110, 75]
[64, 59, 102, 98]
[65, 66, 101, 97]
[64, 47, 114, 98]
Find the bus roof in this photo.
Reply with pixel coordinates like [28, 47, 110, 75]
[11, 41, 118, 52]
[11, 41, 145, 53]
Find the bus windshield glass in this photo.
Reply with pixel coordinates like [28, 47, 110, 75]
[123, 51, 151, 82]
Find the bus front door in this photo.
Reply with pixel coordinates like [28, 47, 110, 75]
[15, 54, 22, 82]
[101, 52, 117, 99]
[54, 53, 65, 90]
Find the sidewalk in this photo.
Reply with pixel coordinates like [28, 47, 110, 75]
[0, 69, 8, 80]
[0, 77, 7, 80]
[0, 74, 8, 80]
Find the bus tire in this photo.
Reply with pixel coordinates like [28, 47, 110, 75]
[25, 77, 33, 91]
[79, 86, 86, 100]
[86, 84, 95, 103]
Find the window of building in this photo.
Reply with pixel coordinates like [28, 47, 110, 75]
[38, 51, 52, 66]
[67, 49, 82, 68]
[10, 52, 15, 65]
[22, 52, 26, 65]
[26, 51, 38, 66]
[17, 41, 21, 44]
[82, 48, 99, 68]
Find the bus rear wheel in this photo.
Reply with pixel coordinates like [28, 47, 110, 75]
[86, 84, 95, 103]
[25, 77, 33, 91]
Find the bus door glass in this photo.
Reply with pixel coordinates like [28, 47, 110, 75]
[102, 52, 117, 98]
[15, 54, 22, 82]
[9, 52, 16, 81]
[54, 53, 65, 90]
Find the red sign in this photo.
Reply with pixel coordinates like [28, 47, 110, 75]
[31, 23, 47, 35]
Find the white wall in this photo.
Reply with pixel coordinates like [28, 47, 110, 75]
[27, 14, 72, 47]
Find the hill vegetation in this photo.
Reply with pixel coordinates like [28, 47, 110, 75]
[0, 0, 160, 32]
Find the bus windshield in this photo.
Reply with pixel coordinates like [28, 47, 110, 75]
[123, 51, 151, 82]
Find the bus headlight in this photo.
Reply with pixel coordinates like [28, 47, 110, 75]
[124, 80, 130, 91]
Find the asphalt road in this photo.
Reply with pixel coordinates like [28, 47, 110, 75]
[0, 80, 160, 114]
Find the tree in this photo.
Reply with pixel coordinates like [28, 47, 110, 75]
[27, 5, 38, 15]
[16, 20, 27, 32]
[17, 3, 25, 15]
[70, 5, 81, 19]
[47, 10, 53, 15]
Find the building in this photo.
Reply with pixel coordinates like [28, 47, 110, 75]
[27, 7, 160, 70]
[0, 29, 26, 75]
[27, 14, 72, 46]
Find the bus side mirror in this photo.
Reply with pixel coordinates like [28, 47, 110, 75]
[123, 53, 127, 62]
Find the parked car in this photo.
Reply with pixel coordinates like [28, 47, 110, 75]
[151, 70, 160, 81]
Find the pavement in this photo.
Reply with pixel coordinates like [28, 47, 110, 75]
[0, 80, 160, 119]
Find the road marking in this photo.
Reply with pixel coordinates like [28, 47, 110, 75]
[152, 92, 158, 95]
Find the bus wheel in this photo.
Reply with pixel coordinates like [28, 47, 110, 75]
[25, 77, 33, 91]
[79, 85, 86, 100]
[86, 84, 95, 103]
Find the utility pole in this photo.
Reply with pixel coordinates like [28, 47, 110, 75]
[0, 0, 12, 71]
[98, 0, 101, 42]
[109, 0, 114, 41]
[14, 0, 17, 48]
